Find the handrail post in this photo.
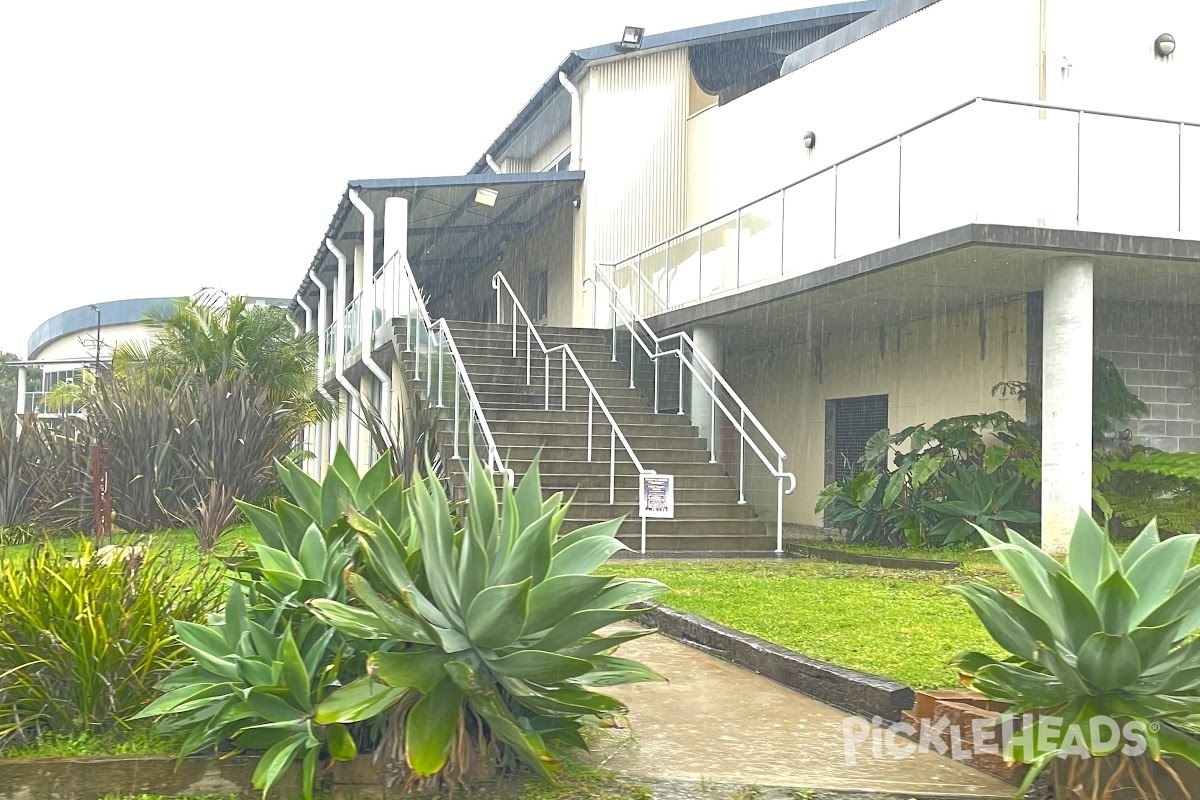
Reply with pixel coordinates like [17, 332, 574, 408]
[526, 326, 531, 385]
[426, 327, 433, 397]
[738, 409, 746, 504]
[677, 355, 684, 415]
[629, 326, 636, 389]
[610, 428, 616, 505]
[587, 393, 593, 461]
[453, 378, 461, 459]
[437, 334, 445, 408]
[561, 349, 567, 411]
[611, 311, 617, 362]
[544, 354, 550, 411]
[653, 341, 660, 413]
[709, 370, 717, 464]
[776, 455, 785, 554]
[641, 513, 647, 556]
[511, 302, 517, 357]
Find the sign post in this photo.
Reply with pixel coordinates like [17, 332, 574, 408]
[638, 473, 674, 554]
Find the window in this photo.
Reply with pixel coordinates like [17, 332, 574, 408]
[530, 270, 548, 325]
[825, 395, 889, 485]
[544, 149, 571, 172]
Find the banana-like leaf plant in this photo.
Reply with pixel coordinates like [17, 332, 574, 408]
[950, 512, 1200, 798]
[312, 453, 667, 791]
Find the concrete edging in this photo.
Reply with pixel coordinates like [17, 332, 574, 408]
[634, 604, 915, 724]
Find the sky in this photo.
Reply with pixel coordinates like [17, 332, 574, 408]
[0, 0, 819, 356]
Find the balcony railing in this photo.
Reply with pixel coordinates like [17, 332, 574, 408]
[342, 295, 361, 355]
[21, 390, 85, 416]
[602, 97, 1200, 322]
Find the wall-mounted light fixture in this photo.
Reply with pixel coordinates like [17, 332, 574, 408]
[618, 26, 644, 50]
[802, 131, 817, 150]
[1155, 33, 1176, 57]
[474, 187, 498, 207]
[571, 195, 581, 210]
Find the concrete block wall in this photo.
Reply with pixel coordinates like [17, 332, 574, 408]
[1094, 299, 1200, 452]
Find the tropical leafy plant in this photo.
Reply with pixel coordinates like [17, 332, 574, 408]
[923, 463, 1039, 546]
[0, 538, 223, 750]
[312, 456, 668, 793]
[950, 513, 1200, 798]
[1094, 447, 1200, 537]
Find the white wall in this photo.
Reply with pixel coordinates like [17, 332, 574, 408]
[685, 0, 1041, 227]
[35, 321, 153, 362]
[725, 297, 1028, 525]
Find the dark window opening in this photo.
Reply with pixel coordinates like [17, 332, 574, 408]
[530, 270, 548, 324]
[826, 394, 889, 484]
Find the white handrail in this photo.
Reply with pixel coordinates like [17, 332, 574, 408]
[588, 265, 796, 553]
[491, 271, 655, 553]
[382, 251, 512, 485]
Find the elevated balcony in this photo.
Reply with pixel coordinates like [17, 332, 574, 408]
[605, 97, 1200, 322]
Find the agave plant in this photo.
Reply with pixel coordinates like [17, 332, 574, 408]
[950, 512, 1200, 798]
[311, 455, 667, 793]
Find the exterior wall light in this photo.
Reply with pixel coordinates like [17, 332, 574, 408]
[802, 131, 817, 150]
[474, 187, 498, 207]
[572, 195, 581, 210]
[1155, 33, 1176, 57]
[619, 26, 644, 50]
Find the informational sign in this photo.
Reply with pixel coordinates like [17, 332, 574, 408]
[639, 474, 674, 519]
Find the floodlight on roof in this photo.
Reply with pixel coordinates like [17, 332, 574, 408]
[619, 26, 644, 50]
[474, 187, 498, 207]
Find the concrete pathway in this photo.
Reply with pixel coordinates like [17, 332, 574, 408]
[594, 627, 1014, 799]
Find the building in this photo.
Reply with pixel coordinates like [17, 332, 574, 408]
[291, 0, 1200, 554]
[13, 296, 288, 420]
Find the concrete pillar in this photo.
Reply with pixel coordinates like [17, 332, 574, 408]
[1041, 256, 1094, 555]
[690, 326, 724, 461]
[358, 374, 374, 470]
[383, 196, 410, 325]
[14, 365, 27, 434]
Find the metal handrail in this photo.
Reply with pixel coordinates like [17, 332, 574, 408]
[491, 271, 656, 552]
[588, 265, 796, 553]
[607, 95, 1200, 317]
[382, 251, 511, 484]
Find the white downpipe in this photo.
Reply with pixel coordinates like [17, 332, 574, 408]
[14, 365, 26, 435]
[327, 238, 360, 464]
[485, 154, 503, 174]
[307, 271, 337, 407]
[295, 293, 316, 475]
[558, 72, 581, 170]
[348, 189, 392, 436]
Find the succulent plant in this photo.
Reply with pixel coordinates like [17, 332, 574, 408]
[951, 512, 1200, 797]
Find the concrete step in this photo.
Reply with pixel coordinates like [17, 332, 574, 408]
[477, 397, 653, 413]
[451, 340, 615, 359]
[482, 431, 708, 452]
[447, 321, 611, 343]
[460, 457, 732, 479]
[475, 418, 700, 438]
[552, 486, 745, 504]
[488, 444, 713, 464]
[408, 365, 634, 391]
[483, 408, 697, 427]
[567, 502, 757, 521]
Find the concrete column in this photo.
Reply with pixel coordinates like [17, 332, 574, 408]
[1041, 256, 1094, 555]
[690, 326, 724, 461]
[383, 196, 410, 325]
[352, 244, 365, 298]
[358, 374, 374, 470]
[14, 366, 27, 434]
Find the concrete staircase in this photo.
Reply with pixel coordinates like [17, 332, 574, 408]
[397, 321, 774, 554]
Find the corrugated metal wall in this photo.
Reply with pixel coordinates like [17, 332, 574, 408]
[582, 49, 690, 268]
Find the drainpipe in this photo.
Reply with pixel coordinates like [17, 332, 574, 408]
[327, 238, 360, 463]
[14, 365, 26, 435]
[558, 72, 581, 170]
[295, 294, 313, 473]
[485, 154, 503, 174]
[347, 189, 392, 435]
[308, 270, 338, 472]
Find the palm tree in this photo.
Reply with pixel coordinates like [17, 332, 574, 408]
[112, 290, 331, 424]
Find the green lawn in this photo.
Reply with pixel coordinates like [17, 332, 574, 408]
[0, 526, 262, 566]
[605, 557, 1010, 690]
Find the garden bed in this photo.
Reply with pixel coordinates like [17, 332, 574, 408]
[784, 541, 961, 570]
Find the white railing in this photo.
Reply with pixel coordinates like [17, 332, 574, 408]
[22, 390, 86, 417]
[603, 96, 1200, 322]
[342, 295, 361, 355]
[380, 252, 511, 483]
[588, 266, 796, 553]
[492, 271, 656, 553]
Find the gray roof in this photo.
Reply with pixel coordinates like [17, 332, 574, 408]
[467, 2, 883, 175]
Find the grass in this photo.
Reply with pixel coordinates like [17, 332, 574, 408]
[2, 728, 182, 760]
[0, 525, 262, 567]
[605, 556, 1010, 689]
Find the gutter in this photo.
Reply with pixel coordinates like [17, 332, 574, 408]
[347, 189, 393, 435]
[558, 72, 582, 170]
[326, 238, 361, 463]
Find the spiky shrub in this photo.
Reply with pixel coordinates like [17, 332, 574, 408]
[0, 538, 223, 750]
[950, 513, 1200, 798]
[311, 457, 667, 794]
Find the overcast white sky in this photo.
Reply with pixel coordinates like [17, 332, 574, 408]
[0, 0, 817, 356]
